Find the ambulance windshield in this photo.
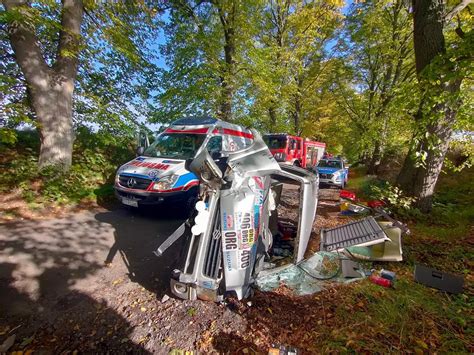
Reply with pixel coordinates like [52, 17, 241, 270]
[143, 133, 206, 160]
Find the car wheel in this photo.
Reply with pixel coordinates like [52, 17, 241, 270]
[183, 195, 198, 218]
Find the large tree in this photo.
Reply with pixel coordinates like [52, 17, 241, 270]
[396, 0, 473, 212]
[249, 0, 343, 133]
[2, 1, 162, 169]
[158, 0, 260, 122]
[341, 0, 416, 174]
[3, 0, 83, 170]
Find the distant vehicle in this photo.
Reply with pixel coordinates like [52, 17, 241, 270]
[315, 158, 349, 189]
[263, 133, 326, 169]
[114, 117, 254, 210]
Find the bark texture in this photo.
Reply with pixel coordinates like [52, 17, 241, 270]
[217, 2, 236, 122]
[396, 0, 462, 212]
[4, 0, 83, 171]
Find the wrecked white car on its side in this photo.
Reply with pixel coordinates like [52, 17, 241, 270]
[155, 121, 319, 301]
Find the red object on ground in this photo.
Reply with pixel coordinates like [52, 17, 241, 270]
[264, 133, 326, 168]
[278, 221, 297, 241]
[368, 200, 385, 208]
[340, 190, 356, 201]
[369, 275, 392, 288]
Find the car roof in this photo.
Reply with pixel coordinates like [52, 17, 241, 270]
[320, 159, 342, 163]
[168, 116, 253, 136]
[171, 116, 218, 126]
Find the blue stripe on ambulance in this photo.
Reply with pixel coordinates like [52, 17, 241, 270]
[174, 172, 199, 188]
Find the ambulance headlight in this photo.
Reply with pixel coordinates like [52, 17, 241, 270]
[153, 175, 179, 191]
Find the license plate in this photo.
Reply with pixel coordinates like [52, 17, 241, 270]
[122, 197, 138, 207]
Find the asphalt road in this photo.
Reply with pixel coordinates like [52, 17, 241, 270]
[0, 206, 186, 318]
[0, 187, 339, 319]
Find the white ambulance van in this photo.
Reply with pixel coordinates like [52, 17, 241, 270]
[114, 117, 254, 210]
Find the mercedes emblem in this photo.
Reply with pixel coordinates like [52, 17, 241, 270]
[127, 178, 137, 188]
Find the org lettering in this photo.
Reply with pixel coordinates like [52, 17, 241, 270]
[224, 231, 237, 250]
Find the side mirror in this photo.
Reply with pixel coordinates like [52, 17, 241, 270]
[136, 146, 145, 156]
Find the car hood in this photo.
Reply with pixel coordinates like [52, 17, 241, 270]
[316, 167, 342, 174]
[117, 156, 189, 181]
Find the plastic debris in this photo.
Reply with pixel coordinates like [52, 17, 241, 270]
[414, 265, 464, 294]
[381, 269, 396, 281]
[340, 190, 356, 201]
[269, 344, 300, 354]
[161, 294, 170, 303]
[369, 274, 392, 288]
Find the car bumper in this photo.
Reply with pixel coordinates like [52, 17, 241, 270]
[114, 185, 198, 206]
[319, 178, 343, 186]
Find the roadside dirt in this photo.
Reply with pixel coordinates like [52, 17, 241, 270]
[0, 187, 356, 353]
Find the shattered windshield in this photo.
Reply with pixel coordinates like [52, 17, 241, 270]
[143, 133, 206, 160]
[317, 160, 342, 169]
[264, 136, 287, 149]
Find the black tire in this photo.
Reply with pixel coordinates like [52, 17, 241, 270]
[182, 192, 199, 219]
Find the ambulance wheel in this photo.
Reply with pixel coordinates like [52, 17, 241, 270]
[183, 194, 198, 218]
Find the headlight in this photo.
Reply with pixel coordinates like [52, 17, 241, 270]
[152, 175, 179, 191]
[333, 171, 342, 180]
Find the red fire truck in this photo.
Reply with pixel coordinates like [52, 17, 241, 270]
[263, 133, 326, 169]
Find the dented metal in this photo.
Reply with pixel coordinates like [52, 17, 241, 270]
[156, 125, 319, 301]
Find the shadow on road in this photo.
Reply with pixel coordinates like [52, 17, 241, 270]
[95, 206, 186, 296]
[0, 212, 151, 352]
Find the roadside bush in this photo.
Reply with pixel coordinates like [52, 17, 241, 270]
[0, 129, 135, 205]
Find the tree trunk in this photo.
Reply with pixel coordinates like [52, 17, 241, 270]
[292, 78, 303, 135]
[292, 96, 301, 135]
[3, 0, 83, 171]
[367, 141, 382, 175]
[218, 4, 236, 122]
[268, 105, 277, 131]
[368, 115, 390, 175]
[34, 81, 75, 169]
[396, 0, 462, 212]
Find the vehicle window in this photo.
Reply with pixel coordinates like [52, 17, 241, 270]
[143, 133, 206, 160]
[317, 160, 342, 169]
[264, 136, 287, 149]
[207, 136, 222, 154]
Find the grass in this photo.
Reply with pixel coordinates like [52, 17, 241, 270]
[326, 166, 474, 353]
[322, 278, 472, 352]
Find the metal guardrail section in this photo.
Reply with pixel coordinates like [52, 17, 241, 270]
[320, 217, 387, 252]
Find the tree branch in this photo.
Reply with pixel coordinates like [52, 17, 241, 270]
[55, 0, 84, 80]
[3, 0, 51, 90]
[445, 0, 473, 22]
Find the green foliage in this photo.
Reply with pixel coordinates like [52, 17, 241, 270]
[337, 0, 416, 162]
[370, 182, 417, 211]
[1, 1, 162, 137]
[0, 129, 134, 205]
